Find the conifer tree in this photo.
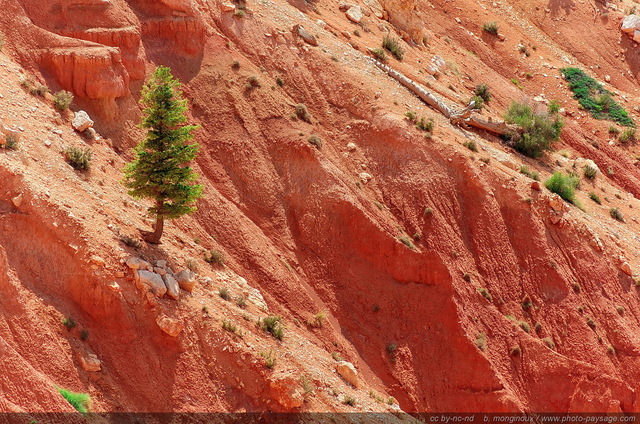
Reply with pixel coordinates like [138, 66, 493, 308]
[123, 66, 203, 244]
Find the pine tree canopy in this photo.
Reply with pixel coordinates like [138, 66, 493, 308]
[123, 66, 203, 223]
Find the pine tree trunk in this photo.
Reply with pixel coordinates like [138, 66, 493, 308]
[144, 200, 165, 244]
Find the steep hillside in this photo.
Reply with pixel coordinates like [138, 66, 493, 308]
[4, 0, 640, 414]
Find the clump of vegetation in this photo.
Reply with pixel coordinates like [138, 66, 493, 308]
[62, 316, 76, 330]
[58, 388, 90, 413]
[544, 172, 579, 204]
[64, 146, 92, 171]
[218, 287, 231, 301]
[519, 165, 539, 181]
[609, 207, 625, 222]
[505, 102, 563, 158]
[235, 295, 247, 308]
[521, 295, 533, 311]
[518, 321, 531, 333]
[261, 350, 276, 368]
[308, 311, 326, 328]
[478, 288, 492, 302]
[510, 345, 521, 356]
[246, 76, 260, 90]
[295, 103, 313, 123]
[561, 68, 634, 127]
[342, 395, 356, 406]
[583, 164, 597, 179]
[260, 315, 284, 340]
[474, 84, 492, 103]
[482, 22, 499, 35]
[222, 319, 242, 336]
[382, 35, 404, 61]
[616, 305, 625, 315]
[231, 60, 241, 69]
[308, 134, 322, 150]
[398, 235, 415, 250]
[276, 77, 284, 87]
[404, 111, 417, 122]
[204, 250, 225, 265]
[416, 117, 434, 133]
[619, 128, 636, 143]
[588, 191, 601, 204]
[475, 332, 487, 351]
[371, 48, 387, 62]
[586, 317, 596, 329]
[463, 140, 478, 152]
[542, 337, 555, 349]
[53, 90, 74, 111]
[3, 133, 18, 150]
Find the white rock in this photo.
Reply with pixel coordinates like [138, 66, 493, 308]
[221, 2, 235, 12]
[347, 142, 357, 152]
[11, 193, 23, 208]
[622, 15, 640, 34]
[359, 172, 373, 183]
[633, 29, 640, 44]
[72, 110, 94, 132]
[163, 274, 180, 300]
[346, 6, 364, 23]
[138, 270, 167, 297]
[175, 269, 196, 292]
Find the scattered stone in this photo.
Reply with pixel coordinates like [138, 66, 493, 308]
[293, 25, 318, 46]
[621, 15, 640, 34]
[363, 0, 383, 18]
[154, 267, 167, 276]
[345, 6, 364, 23]
[269, 376, 304, 409]
[317, 19, 326, 29]
[359, 172, 373, 183]
[548, 194, 566, 213]
[90, 255, 106, 267]
[336, 361, 359, 387]
[72, 110, 94, 132]
[77, 351, 102, 372]
[221, 2, 235, 12]
[125, 256, 144, 270]
[341, 30, 352, 39]
[115, 271, 125, 278]
[605, 75, 611, 83]
[11, 193, 23, 208]
[163, 274, 180, 300]
[347, 142, 357, 152]
[156, 260, 167, 268]
[620, 261, 633, 276]
[531, 181, 541, 191]
[137, 270, 168, 297]
[156, 314, 183, 337]
[175, 269, 196, 292]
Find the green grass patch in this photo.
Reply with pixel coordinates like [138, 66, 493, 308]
[545, 172, 579, 204]
[505, 102, 563, 158]
[561, 68, 634, 127]
[58, 388, 90, 413]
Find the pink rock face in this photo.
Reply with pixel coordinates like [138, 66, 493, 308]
[379, 0, 424, 42]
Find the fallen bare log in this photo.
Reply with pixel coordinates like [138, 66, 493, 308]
[370, 58, 519, 136]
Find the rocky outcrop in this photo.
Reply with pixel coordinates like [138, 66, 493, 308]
[72, 111, 94, 132]
[77, 351, 102, 372]
[621, 15, 640, 43]
[136, 270, 167, 297]
[141, 17, 205, 56]
[269, 376, 304, 409]
[379, 0, 424, 42]
[336, 361, 359, 387]
[156, 314, 183, 337]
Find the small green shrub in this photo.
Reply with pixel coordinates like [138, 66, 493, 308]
[470, 95, 484, 110]
[53, 90, 74, 111]
[519, 165, 539, 181]
[260, 315, 284, 340]
[505, 102, 563, 158]
[218, 287, 231, 301]
[518, 321, 531, 333]
[342, 395, 356, 406]
[64, 146, 92, 171]
[295, 103, 313, 123]
[587, 318, 596, 329]
[416, 117, 434, 132]
[542, 337, 555, 349]
[544, 172, 579, 204]
[308, 134, 322, 149]
[231, 60, 240, 69]
[404, 110, 417, 122]
[510, 346, 521, 356]
[62, 316, 76, 330]
[583, 164, 597, 179]
[205, 250, 225, 265]
[382, 35, 404, 61]
[474, 84, 492, 102]
[619, 128, 636, 143]
[80, 329, 89, 341]
[3, 133, 18, 150]
[482, 22, 499, 35]
[371, 48, 387, 62]
[478, 288, 492, 302]
[235, 295, 247, 308]
[261, 350, 276, 368]
[589, 191, 601, 204]
[246, 76, 260, 90]
[463, 140, 478, 152]
[276, 77, 284, 87]
[308, 311, 326, 328]
[222, 319, 241, 336]
[609, 207, 624, 222]
[58, 388, 90, 413]
[386, 343, 397, 353]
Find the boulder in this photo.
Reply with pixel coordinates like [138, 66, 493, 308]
[137, 270, 167, 297]
[363, 0, 384, 18]
[620, 261, 633, 276]
[531, 181, 541, 191]
[622, 15, 640, 34]
[156, 314, 183, 337]
[126, 256, 151, 270]
[347, 142, 357, 152]
[163, 274, 180, 300]
[293, 25, 318, 46]
[269, 376, 304, 409]
[77, 351, 102, 372]
[221, 2, 235, 12]
[175, 269, 196, 292]
[72, 111, 94, 132]
[346, 6, 364, 23]
[11, 194, 23, 208]
[548, 194, 566, 213]
[359, 172, 373, 183]
[336, 361, 359, 387]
